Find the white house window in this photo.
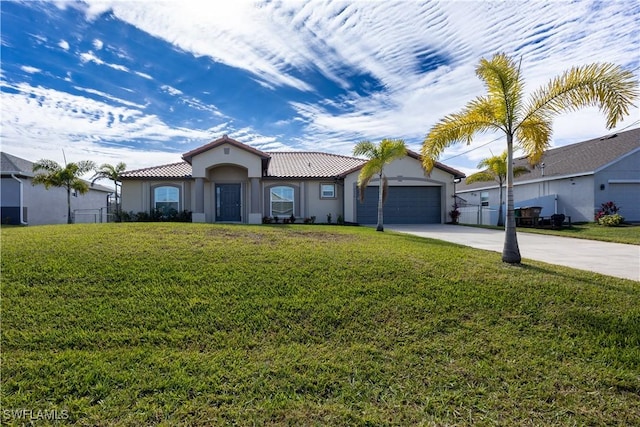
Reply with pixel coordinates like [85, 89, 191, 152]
[320, 183, 336, 199]
[271, 186, 294, 216]
[480, 191, 489, 207]
[154, 186, 180, 214]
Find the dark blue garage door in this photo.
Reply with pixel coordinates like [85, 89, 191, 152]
[357, 186, 441, 224]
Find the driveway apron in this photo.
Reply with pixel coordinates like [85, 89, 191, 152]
[385, 224, 640, 282]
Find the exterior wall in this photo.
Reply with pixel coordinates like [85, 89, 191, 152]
[191, 143, 263, 178]
[343, 156, 453, 224]
[1, 177, 24, 224]
[14, 177, 111, 225]
[457, 175, 595, 223]
[304, 180, 342, 222]
[596, 150, 640, 222]
[121, 180, 192, 215]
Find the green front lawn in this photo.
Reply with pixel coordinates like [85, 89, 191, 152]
[2, 223, 639, 425]
[465, 223, 640, 245]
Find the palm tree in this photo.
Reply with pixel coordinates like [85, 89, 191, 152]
[91, 162, 127, 220]
[465, 151, 530, 227]
[353, 138, 407, 231]
[422, 53, 637, 263]
[32, 159, 97, 224]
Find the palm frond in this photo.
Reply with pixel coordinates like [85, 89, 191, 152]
[352, 140, 376, 158]
[476, 53, 524, 128]
[523, 63, 638, 130]
[32, 159, 62, 173]
[515, 115, 553, 165]
[422, 97, 502, 172]
[513, 166, 530, 178]
[465, 171, 495, 184]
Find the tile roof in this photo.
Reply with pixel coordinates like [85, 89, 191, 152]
[120, 161, 193, 179]
[457, 127, 640, 191]
[121, 149, 467, 180]
[266, 152, 366, 178]
[122, 135, 466, 180]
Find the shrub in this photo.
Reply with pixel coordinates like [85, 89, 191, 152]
[598, 213, 624, 227]
[595, 201, 620, 222]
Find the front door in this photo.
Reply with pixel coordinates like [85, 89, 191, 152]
[216, 184, 241, 222]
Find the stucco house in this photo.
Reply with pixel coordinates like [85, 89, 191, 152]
[120, 135, 465, 225]
[455, 127, 640, 224]
[1, 152, 113, 225]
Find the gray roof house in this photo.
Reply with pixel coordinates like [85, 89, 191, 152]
[1, 152, 112, 225]
[120, 135, 465, 225]
[455, 127, 640, 224]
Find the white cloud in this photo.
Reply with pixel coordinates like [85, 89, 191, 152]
[7, 1, 639, 173]
[79, 51, 129, 72]
[20, 66, 41, 74]
[0, 82, 221, 170]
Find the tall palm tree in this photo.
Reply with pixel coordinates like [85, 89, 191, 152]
[353, 138, 407, 231]
[422, 53, 637, 263]
[465, 151, 530, 226]
[32, 159, 97, 224]
[91, 162, 127, 220]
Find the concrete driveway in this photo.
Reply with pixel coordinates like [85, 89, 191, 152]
[385, 224, 640, 281]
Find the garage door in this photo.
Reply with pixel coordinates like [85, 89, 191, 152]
[357, 186, 441, 224]
[608, 182, 640, 222]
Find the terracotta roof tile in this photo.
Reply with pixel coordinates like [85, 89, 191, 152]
[120, 161, 192, 179]
[266, 152, 366, 178]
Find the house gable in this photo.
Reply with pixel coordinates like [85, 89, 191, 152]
[182, 135, 269, 179]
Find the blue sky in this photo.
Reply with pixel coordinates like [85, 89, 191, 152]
[1, 0, 639, 175]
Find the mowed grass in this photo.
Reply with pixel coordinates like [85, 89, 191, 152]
[466, 223, 640, 245]
[1, 223, 639, 426]
[517, 222, 640, 245]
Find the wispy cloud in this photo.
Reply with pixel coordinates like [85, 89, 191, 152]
[2, 0, 638, 173]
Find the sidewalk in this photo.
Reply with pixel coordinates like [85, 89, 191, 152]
[385, 224, 640, 281]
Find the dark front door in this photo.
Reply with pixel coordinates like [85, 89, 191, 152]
[216, 184, 241, 222]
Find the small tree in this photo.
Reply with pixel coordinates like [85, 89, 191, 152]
[91, 162, 127, 220]
[353, 139, 407, 231]
[422, 52, 637, 263]
[33, 159, 96, 224]
[465, 151, 530, 226]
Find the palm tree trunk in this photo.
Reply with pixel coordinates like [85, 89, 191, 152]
[502, 134, 521, 263]
[376, 172, 384, 232]
[66, 187, 73, 224]
[114, 182, 119, 222]
[497, 182, 504, 227]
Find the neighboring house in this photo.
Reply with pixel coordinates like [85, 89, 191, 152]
[455, 127, 640, 224]
[0, 152, 112, 225]
[120, 135, 465, 225]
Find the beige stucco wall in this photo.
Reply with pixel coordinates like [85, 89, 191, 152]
[121, 180, 192, 214]
[343, 156, 455, 223]
[191, 143, 263, 178]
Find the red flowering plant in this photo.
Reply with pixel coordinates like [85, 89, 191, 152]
[595, 201, 624, 226]
[595, 201, 619, 221]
